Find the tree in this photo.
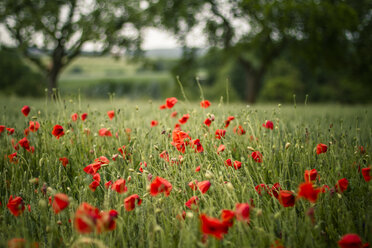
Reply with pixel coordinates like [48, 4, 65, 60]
[150, 0, 371, 103]
[0, 0, 146, 96]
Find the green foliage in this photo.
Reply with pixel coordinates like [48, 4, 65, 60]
[0, 47, 45, 97]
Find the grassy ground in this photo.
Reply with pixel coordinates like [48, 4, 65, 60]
[0, 96, 371, 247]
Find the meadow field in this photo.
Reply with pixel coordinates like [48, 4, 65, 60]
[0, 95, 371, 248]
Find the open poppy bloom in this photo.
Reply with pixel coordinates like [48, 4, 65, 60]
[224, 116, 235, 128]
[29, 121, 40, 132]
[338, 233, 368, 248]
[271, 183, 282, 199]
[255, 184, 271, 196]
[151, 120, 158, 127]
[335, 178, 348, 193]
[235, 203, 250, 224]
[59, 157, 69, 167]
[7, 196, 25, 216]
[251, 151, 263, 163]
[166, 97, 178, 108]
[52, 125, 65, 139]
[221, 209, 235, 227]
[98, 128, 112, 137]
[159, 150, 170, 162]
[171, 130, 190, 153]
[204, 118, 212, 127]
[89, 180, 100, 192]
[0, 125, 5, 134]
[278, 190, 295, 207]
[159, 104, 167, 109]
[178, 114, 190, 124]
[191, 139, 204, 153]
[105, 180, 113, 189]
[52, 193, 69, 214]
[124, 194, 142, 211]
[361, 167, 371, 182]
[107, 110, 115, 120]
[262, 120, 274, 130]
[71, 113, 78, 122]
[316, 143, 328, 154]
[304, 169, 318, 182]
[297, 182, 322, 203]
[18, 137, 31, 151]
[200, 100, 211, 108]
[215, 129, 226, 139]
[150, 177, 172, 196]
[217, 144, 225, 154]
[233, 125, 246, 135]
[197, 180, 211, 194]
[200, 214, 230, 240]
[185, 196, 199, 209]
[8, 152, 18, 164]
[81, 113, 88, 121]
[21, 105, 30, 116]
[7, 128, 15, 135]
[111, 179, 127, 194]
[7, 238, 26, 248]
[170, 111, 177, 118]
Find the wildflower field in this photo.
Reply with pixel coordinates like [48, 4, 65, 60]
[0, 96, 371, 248]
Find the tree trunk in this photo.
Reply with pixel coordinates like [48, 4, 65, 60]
[47, 71, 58, 98]
[245, 68, 258, 104]
[47, 43, 64, 98]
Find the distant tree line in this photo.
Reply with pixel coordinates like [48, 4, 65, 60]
[0, 0, 371, 103]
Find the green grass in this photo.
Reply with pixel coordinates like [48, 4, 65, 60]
[0, 95, 371, 247]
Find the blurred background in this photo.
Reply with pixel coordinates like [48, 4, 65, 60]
[0, 0, 371, 104]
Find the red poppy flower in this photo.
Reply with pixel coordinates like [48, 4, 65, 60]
[98, 128, 112, 137]
[251, 151, 263, 163]
[233, 125, 246, 135]
[7, 196, 25, 216]
[159, 104, 167, 109]
[81, 113, 88, 121]
[200, 214, 229, 240]
[8, 152, 18, 164]
[7, 238, 26, 248]
[29, 121, 40, 132]
[7, 128, 15, 135]
[96, 209, 118, 233]
[171, 130, 191, 153]
[217, 144, 225, 154]
[159, 150, 170, 162]
[233, 161, 242, 170]
[221, 209, 235, 227]
[52, 125, 65, 139]
[255, 184, 271, 195]
[304, 169, 318, 183]
[18, 137, 31, 151]
[124, 194, 142, 211]
[359, 146, 366, 155]
[105, 180, 112, 189]
[111, 179, 127, 194]
[297, 182, 322, 203]
[316, 143, 328, 154]
[271, 183, 282, 199]
[195, 165, 201, 172]
[197, 180, 211, 194]
[188, 180, 198, 190]
[200, 100, 211, 108]
[83, 162, 102, 175]
[170, 111, 177, 118]
[89, 180, 100, 192]
[0, 125, 5, 134]
[74, 202, 101, 233]
[93, 173, 101, 183]
[178, 114, 190, 124]
[191, 139, 204, 153]
[361, 167, 371, 182]
[150, 120, 158, 127]
[278, 190, 295, 207]
[335, 178, 348, 193]
[271, 240, 286, 248]
[24, 127, 30, 136]
[21, 105, 30, 116]
[52, 193, 69, 214]
[224, 116, 235, 128]
[225, 159, 232, 167]
[150, 176, 172, 197]
[185, 196, 199, 209]
[262, 120, 274, 130]
[107, 110, 115, 120]
[204, 118, 212, 127]
[338, 234, 365, 248]
[166, 97, 178, 109]
[215, 129, 226, 139]
[235, 203, 250, 224]
[71, 113, 78, 122]
[59, 157, 69, 167]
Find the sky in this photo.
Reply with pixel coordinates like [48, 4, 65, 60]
[0, 24, 206, 51]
